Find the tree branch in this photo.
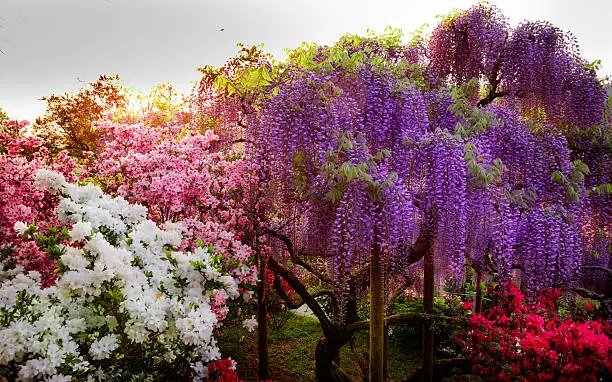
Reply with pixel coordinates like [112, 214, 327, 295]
[344, 313, 465, 336]
[399, 223, 434, 265]
[476, 57, 505, 109]
[477, 90, 510, 108]
[263, 228, 332, 284]
[582, 265, 612, 276]
[273, 275, 335, 310]
[231, 138, 254, 145]
[268, 257, 339, 338]
[573, 287, 607, 301]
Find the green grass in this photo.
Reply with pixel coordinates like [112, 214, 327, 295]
[217, 311, 423, 381]
[217, 312, 322, 381]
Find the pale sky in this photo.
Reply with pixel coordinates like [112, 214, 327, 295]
[1, 0, 610, 121]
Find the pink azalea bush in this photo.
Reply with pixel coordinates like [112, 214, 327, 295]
[91, 121, 260, 319]
[0, 115, 261, 380]
[0, 121, 76, 286]
[95, 123, 255, 228]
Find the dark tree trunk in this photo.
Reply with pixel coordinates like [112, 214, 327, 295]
[257, 257, 269, 381]
[474, 270, 483, 313]
[265, 227, 432, 381]
[315, 337, 344, 382]
[423, 247, 434, 382]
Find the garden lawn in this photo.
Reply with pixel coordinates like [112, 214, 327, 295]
[217, 312, 422, 381]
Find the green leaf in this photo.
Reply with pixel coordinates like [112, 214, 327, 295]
[567, 187, 579, 202]
[569, 171, 585, 183]
[213, 76, 227, 89]
[550, 171, 565, 184]
[260, 67, 272, 82]
[572, 160, 590, 175]
[326, 188, 344, 202]
[593, 183, 612, 195]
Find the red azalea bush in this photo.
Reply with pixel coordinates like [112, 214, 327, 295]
[206, 359, 239, 381]
[457, 281, 612, 381]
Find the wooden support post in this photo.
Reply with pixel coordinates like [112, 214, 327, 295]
[369, 231, 385, 382]
[383, 323, 390, 379]
[474, 270, 483, 314]
[423, 248, 434, 382]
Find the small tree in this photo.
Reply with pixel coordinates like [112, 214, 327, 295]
[252, 21, 607, 382]
[0, 106, 9, 122]
[192, 6, 609, 380]
[191, 44, 277, 380]
[33, 74, 127, 156]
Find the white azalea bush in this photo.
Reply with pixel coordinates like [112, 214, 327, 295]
[0, 170, 255, 381]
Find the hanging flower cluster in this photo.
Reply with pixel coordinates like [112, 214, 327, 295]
[255, 44, 591, 295]
[428, 3, 607, 128]
[429, 3, 507, 83]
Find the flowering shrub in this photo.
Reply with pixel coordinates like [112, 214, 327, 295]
[0, 124, 76, 286]
[206, 359, 239, 381]
[92, 122, 259, 290]
[458, 281, 612, 381]
[0, 171, 250, 381]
